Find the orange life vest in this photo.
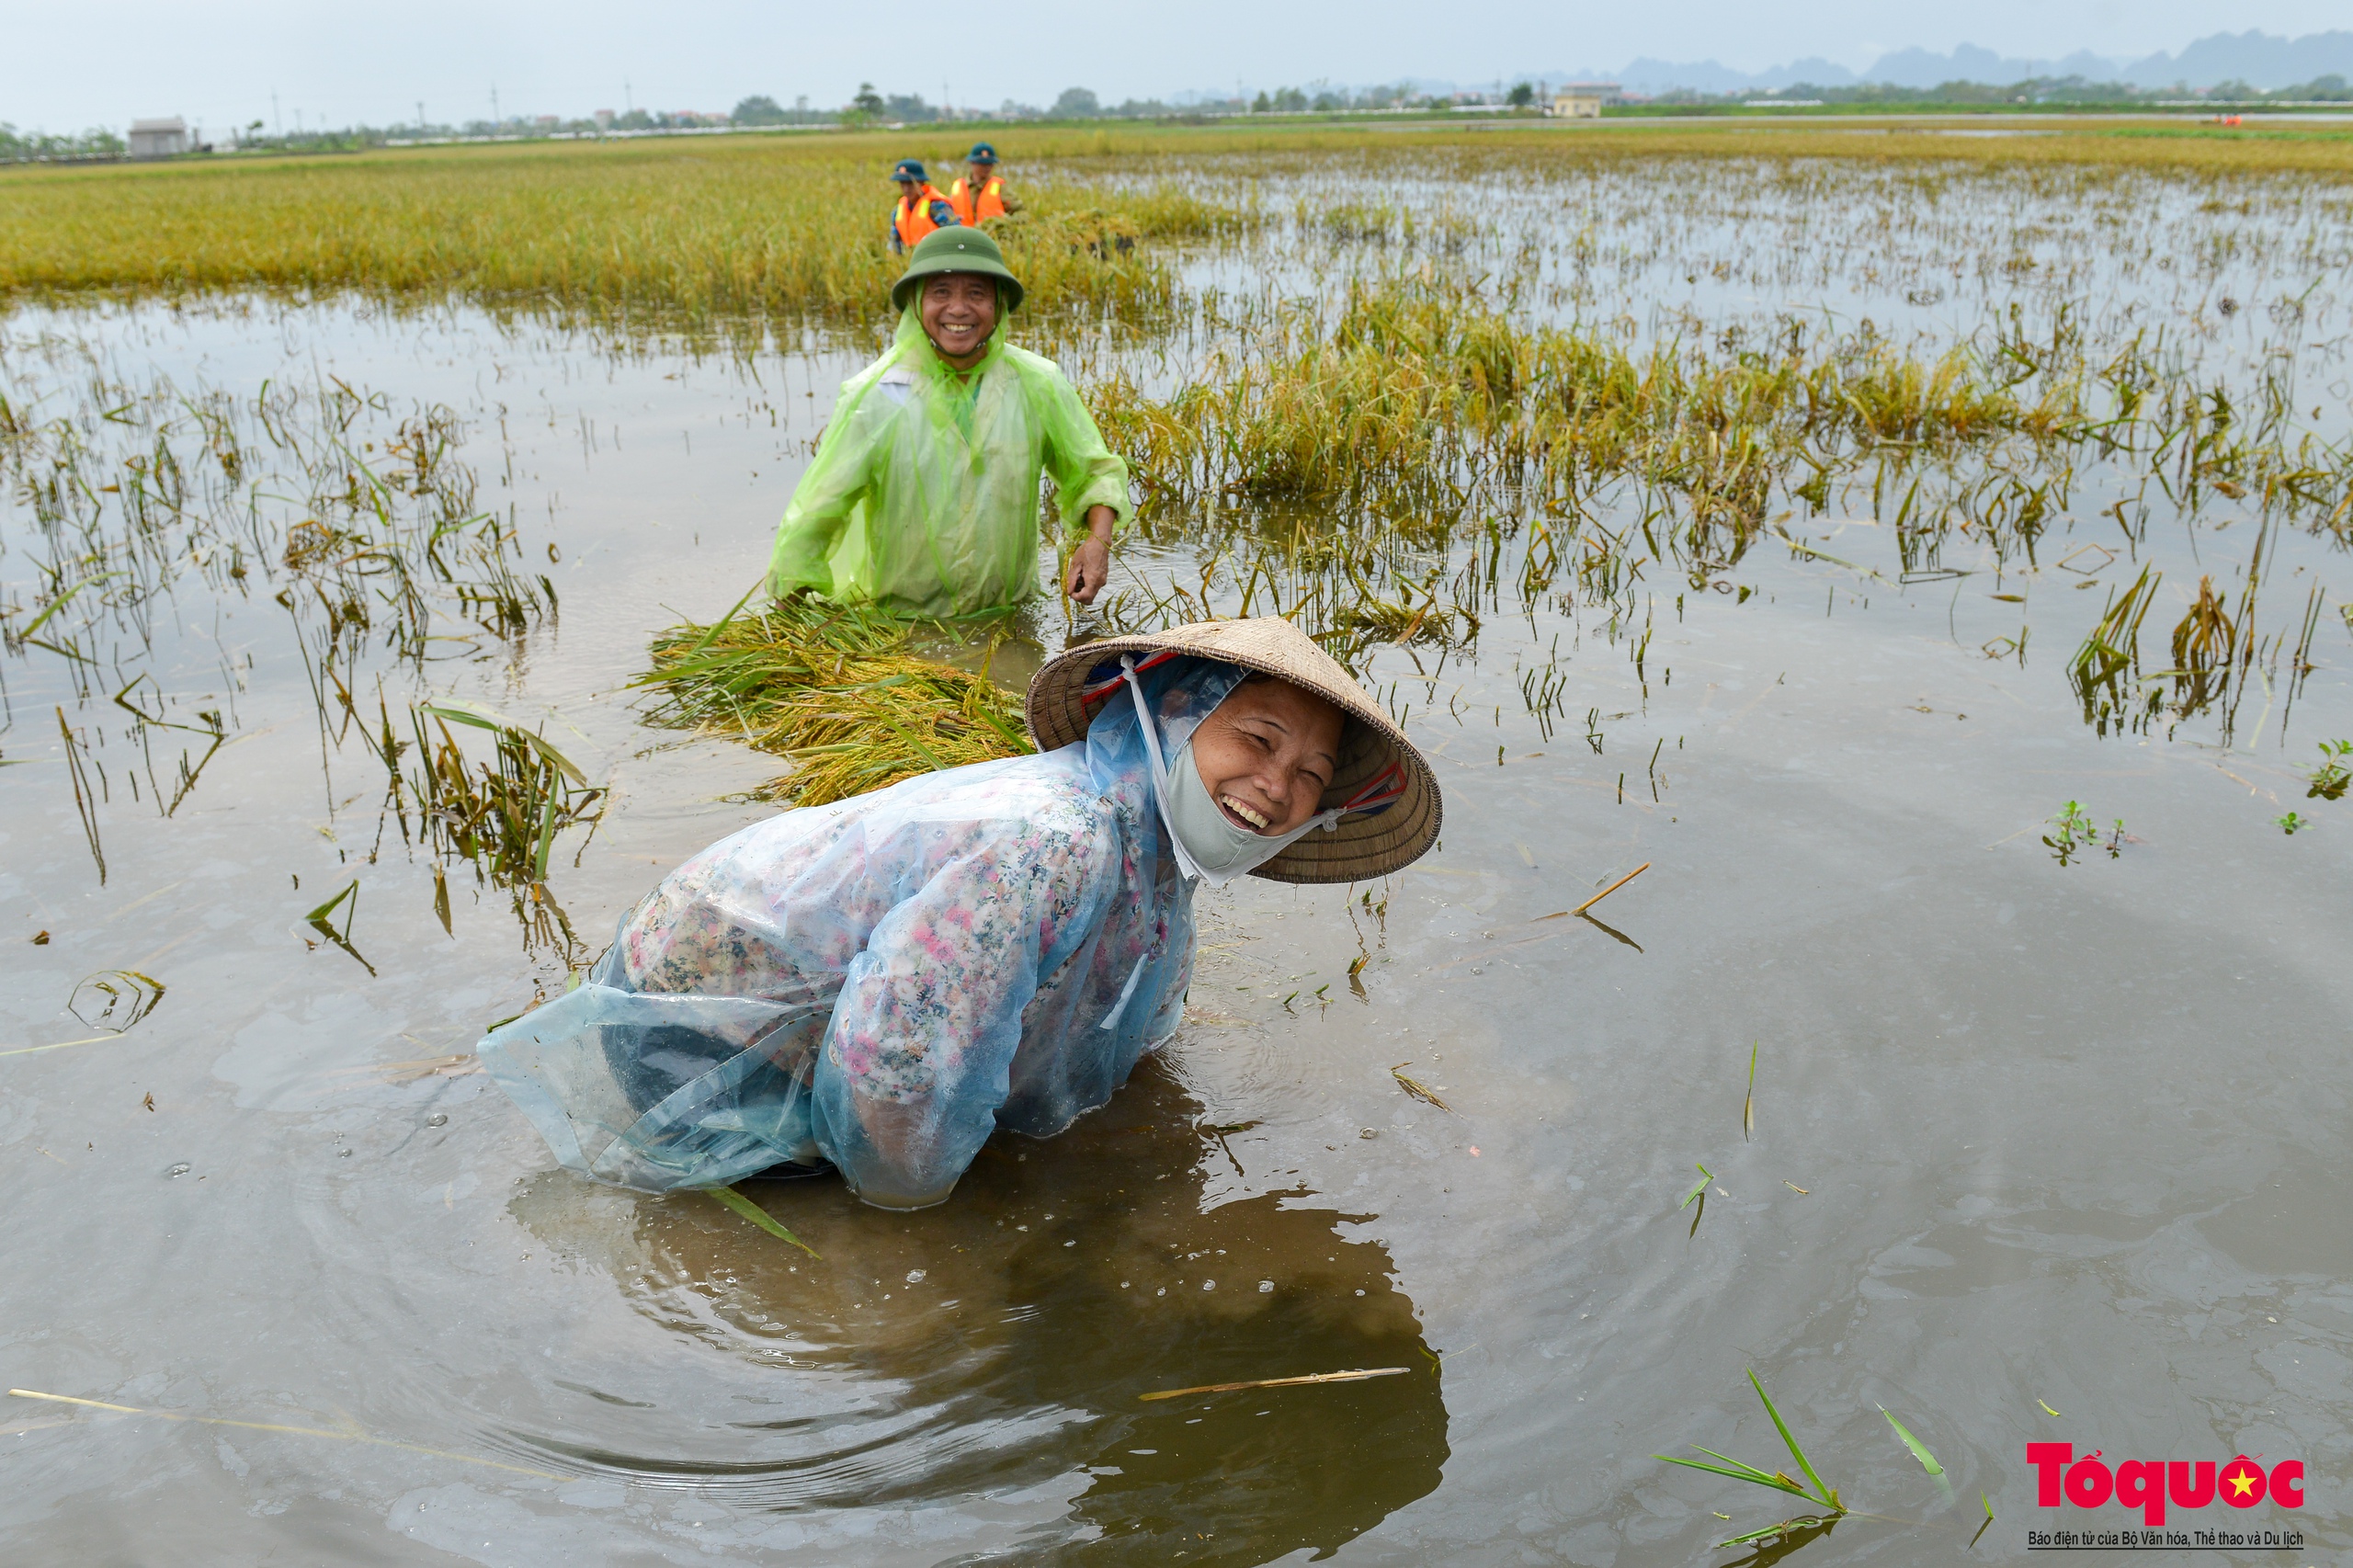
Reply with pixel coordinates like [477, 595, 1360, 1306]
[894, 185, 949, 248]
[949, 176, 1007, 224]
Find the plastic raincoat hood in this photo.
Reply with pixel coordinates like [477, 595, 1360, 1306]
[767, 302, 1131, 619]
[478, 657, 1249, 1210]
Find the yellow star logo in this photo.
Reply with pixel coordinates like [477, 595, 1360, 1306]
[2225, 1467, 2258, 1500]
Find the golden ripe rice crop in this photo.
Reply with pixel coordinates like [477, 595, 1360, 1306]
[0, 131, 1250, 330]
[634, 596, 1034, 806]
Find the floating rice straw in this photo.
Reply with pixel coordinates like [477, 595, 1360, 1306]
[8, 1388, 566, 1482]
[1571, 861, 1650, 916]
[1138, 1367, 1409, 1402]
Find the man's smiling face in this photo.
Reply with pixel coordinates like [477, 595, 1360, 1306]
[919, 273, 998, 369]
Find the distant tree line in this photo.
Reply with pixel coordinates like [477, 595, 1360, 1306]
[0, 124, 127, 162]
[1248, 82, 1438, 113]
[15, 68, 2346, 165]
[829, 83, 1230, 122]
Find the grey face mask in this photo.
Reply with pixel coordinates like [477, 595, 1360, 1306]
[1120, 656, 1341, 887]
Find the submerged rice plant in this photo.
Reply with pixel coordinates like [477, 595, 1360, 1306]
[1, 336, 585, 936]
[0, 343, 552, 684]
[1089, 266, 2347, 534]
[1655, 1369, 1847, 1549]
[383, 698, 608, 888]
[2169, 572, 2240, 720]
[2068, 564, 2163, 735]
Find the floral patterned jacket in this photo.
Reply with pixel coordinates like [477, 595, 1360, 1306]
[480, 656, 1247, 1209]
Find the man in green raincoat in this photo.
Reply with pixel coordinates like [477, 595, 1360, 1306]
[767, 229, 1130, 619]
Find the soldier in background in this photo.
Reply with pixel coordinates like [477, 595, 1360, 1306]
[949, 142, 1021, 225]
[888, 158, 961, 255]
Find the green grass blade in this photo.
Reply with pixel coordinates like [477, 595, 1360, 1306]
[415, 699, 591, 786]
[302, 879, 358, 925]
[1716, 1516, 1834, 1550]
[415, 696, 509, 733]
[1745, 1041, 1757, 1137]
[531, 777, 559, 881]
[626, 648, 748, 687]
[1654, 1454, 1804, 1494]
[872, 716, 948, 773]
[706, 1185, 821, 1258]
[1881, 1406, 1944, 1474]
[1748, 1369, 1834, 1508]
[1688, 1446, 1811, 1494]
[970, 706, 1030, 749]
[1680, 1447, 1780, 1483]
[1716, 1524, 1788, 1548]
[686, 580, 766, 655]
[520, 730, 589, 786]
[17, 571, 125, 641]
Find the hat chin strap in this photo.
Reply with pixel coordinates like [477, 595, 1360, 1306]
[1120, 655, 1341, 887]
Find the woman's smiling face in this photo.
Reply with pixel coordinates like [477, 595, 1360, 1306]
[1187, 676, 1346, 835]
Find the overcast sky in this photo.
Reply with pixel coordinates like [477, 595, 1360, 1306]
[4, 1, 2347, 133]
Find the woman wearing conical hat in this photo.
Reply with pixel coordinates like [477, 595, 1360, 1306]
[480, 619, 1442, 1210]
[769, 226, 1129, 620]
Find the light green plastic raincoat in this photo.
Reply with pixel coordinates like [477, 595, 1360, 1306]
[767, 304, 1132, 619]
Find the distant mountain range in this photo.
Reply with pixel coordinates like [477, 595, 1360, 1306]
[1173, 31, 2353, 103]
[1576, 31, 2353, 96]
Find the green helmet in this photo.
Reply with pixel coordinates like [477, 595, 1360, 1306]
[891, 227, 1026, 313]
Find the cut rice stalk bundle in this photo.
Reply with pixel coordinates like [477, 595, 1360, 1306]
[635, 596, 1034, 808]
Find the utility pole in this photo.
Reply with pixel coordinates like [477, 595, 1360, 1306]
[271, 89, 280, 133]
[416, 100, 426, 131]
[624, 79, 633, 113]
[491, 85, 500, 127]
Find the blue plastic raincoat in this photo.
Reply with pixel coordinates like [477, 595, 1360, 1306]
[767, 304, 1132, 620]
[479, 657, 1248, 1210]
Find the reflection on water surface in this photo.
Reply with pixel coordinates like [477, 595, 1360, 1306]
[511, 1061, 1447, 1560]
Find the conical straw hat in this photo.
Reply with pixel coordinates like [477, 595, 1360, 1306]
[1027, 619, 1441, 884]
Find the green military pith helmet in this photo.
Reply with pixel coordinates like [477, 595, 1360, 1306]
[891, 228, 1026, 313]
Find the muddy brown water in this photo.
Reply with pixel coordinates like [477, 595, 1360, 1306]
[5, 169, 2352, 1563]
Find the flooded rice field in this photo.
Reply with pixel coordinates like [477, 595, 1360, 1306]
[4, 155, 2352, 1563]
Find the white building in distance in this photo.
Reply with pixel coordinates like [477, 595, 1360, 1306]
[1550, 84, 1620, 119]
[129, 118, 188, 157]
